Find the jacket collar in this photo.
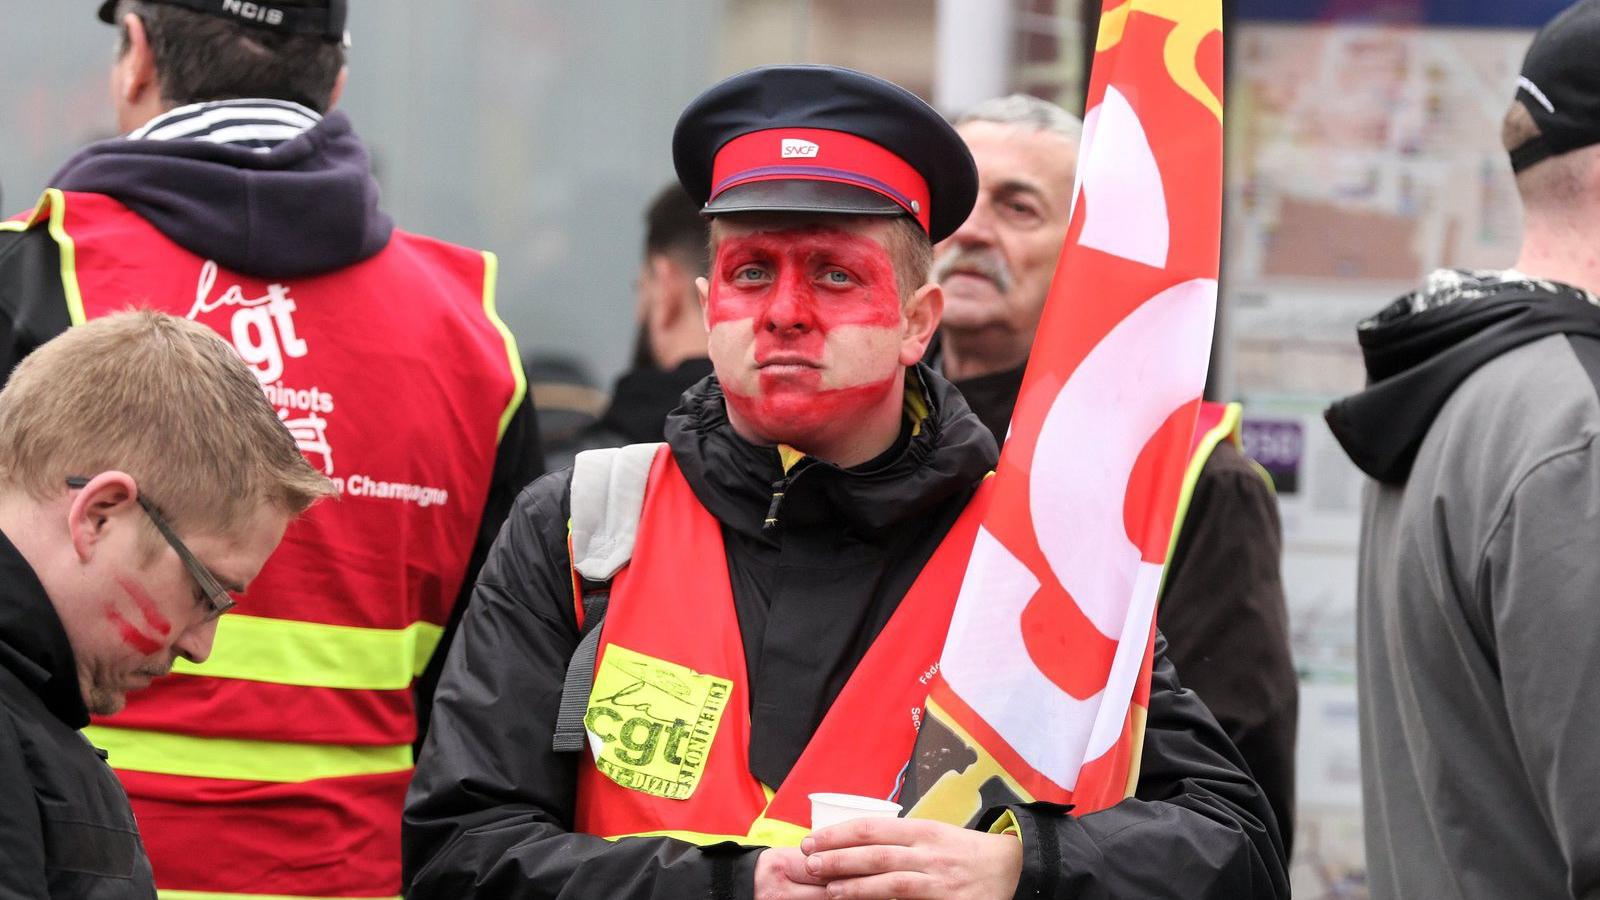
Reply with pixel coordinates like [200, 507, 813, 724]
[0, 528, 89, 729]
[663, 363, 998, 539]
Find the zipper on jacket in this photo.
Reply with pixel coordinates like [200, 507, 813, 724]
[762, 459, 817, 530]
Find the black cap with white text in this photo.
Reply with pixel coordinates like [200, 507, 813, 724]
[96, 0, 347, 44]
[1511, 0, 1600, 172]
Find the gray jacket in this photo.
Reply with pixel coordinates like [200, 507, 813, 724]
[1327, 270, 1600, 900]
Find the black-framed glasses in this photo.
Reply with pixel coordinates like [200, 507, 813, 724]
[65, 476, 236, 622]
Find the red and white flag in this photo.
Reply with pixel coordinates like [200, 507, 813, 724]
[906, 0, 1225, 822]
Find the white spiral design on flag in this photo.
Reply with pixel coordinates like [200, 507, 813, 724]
[1071, 85, 1170, 269]
[941, 279, 1216, 787]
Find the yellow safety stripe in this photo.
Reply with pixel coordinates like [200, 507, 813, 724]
[1160, 401, 1243, 574]
[0, 189, 86, 325]
[168, 614, 444, 691]
[160, 892, 400, 900]
[481, 250, 528, 444]
[605, 816, 811, 849]
[603, 781, 812, 847]
[82, 725, 412, 783]
[160, 883, 400, 890]
[777, 444, 806, 473]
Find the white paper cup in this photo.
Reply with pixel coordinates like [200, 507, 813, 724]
[808, 792, 903, 830]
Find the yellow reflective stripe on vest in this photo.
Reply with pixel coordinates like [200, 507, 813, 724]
[480, 250, 527, 443]
[1, 189, 87, 325]
[160, 883, 403, 890]
[601, 781, 811, 847]
[167, 614, 444, 691]
[159, 892, 400, 900]
[81, 725, 412, 783]
[1161, 401, 1243, 568]
[604, 816, 811, 849]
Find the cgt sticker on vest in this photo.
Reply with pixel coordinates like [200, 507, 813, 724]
[585, 644, 732, 800]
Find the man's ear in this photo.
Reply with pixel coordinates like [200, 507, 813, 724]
[900, 282, 944, 366]
[327, 66, 349, 111]
[696, 276, 712, 333]
[67, 471, 141, 563]
[644, 255, 681, 329]
[114, 13, 159, 109]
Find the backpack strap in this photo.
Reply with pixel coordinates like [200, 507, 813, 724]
[552, 442, 662, 753]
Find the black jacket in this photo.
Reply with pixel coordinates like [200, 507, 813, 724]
[0, 114, 545, 743]
[544, 357, 716, 471]
[950, 363, 1298, 855]
[0, 529, 157, 899]
[403, 368, 1289, 899]
[1326, 270, 1600, 484]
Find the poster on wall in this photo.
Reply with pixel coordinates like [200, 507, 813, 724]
[1234, 0, 1569, 28]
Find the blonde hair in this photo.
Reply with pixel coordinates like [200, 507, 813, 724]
[0, 311, 334, 531]
[708, 213, 934, 306]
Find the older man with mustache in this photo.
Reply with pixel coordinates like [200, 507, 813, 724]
[933, 94, 1300, 855]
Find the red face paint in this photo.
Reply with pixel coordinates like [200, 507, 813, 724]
[708, 226, 907, 450]
[106, 576, 172, 656]
[116, 576, 172, 637]
[707, 228, 903, 332]
[105, 606, 165, 656]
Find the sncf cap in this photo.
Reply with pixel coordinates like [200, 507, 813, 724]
[97, 0, 348, 44]
[1511, 0, 1600, 173]
[673, 65, 978, 244]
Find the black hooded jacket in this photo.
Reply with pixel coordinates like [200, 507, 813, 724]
[404, 367, 1289, 899]
[1327, 271, 1600, 483]
[0, 529, 157, 899]
[0, 112, 544, 742]
[545, 357, 717, 471]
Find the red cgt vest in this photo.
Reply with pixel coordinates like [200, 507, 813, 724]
[572, 402, 1247, 847]
[574, 446, 993, 847]
[16, 189, 524, 899]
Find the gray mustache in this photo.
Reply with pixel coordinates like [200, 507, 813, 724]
[932, 247, 1013, 295]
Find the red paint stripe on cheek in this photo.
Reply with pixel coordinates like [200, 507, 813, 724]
[106, 607, 165, 656]
[117, 576, 172, 637]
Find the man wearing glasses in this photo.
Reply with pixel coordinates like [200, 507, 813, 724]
[0, 311, 332, 898]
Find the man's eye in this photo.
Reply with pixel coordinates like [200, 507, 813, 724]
[821, 270, 853, 286]
[733, 265, 767, 282]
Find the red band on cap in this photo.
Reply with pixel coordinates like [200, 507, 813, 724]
[710, 128, 932, 233]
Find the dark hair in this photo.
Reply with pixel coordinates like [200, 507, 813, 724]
[117, 0, 344, 113]
[644, 183, 710, 276]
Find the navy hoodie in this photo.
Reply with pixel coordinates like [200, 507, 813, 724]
[48, 110, 391, 279]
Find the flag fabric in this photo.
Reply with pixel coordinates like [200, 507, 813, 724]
[904, 0, 1225, 824]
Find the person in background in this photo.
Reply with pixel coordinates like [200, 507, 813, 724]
[545, 183, 714, 470]
[933, 93, 1299, 852]
[1327, 2, 1600, 896]
[525, 354, 608, 466]
[0, 311, 333, 899]
[0, 1, 543, 897]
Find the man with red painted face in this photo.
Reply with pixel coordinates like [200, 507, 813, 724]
[932, 94, 1298, 854]
[405, 65, 1288, 900]
[0, 311, 333, 899]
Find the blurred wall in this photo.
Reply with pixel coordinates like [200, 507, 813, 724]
[0, 1, 724, 389]
[0, 1, 955, 389]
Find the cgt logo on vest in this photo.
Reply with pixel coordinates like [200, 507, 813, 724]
[583, 644, 732, 800]
[188, 260, 335, 474]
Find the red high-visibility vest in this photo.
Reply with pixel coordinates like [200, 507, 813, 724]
[572, 404, 1246, 846]
[14, 188, 524, 899]
[573, 446, 994, 846]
